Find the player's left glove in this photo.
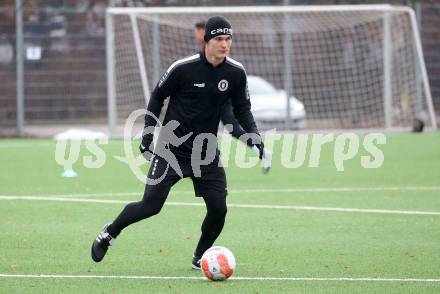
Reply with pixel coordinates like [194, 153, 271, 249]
[253, 142, 271, 174]
[261, 148, 272, 174]
[253, 142, 265, 160]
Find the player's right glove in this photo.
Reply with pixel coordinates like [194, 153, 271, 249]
[139, 134, 154, 161]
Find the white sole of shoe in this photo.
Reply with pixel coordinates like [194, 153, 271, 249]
[191, 264, 201, 270]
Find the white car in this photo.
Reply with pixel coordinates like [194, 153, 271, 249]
[247, 75, 306, 129]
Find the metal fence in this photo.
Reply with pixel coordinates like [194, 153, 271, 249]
[0, 5, 107, 134]
[417, 2, 440, 116]
[1, 2, 439, 136]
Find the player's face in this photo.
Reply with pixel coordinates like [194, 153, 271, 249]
[206, 35, 232, 60]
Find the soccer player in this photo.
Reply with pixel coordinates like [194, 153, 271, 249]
[194, 19, 266, 160]
[91, 16, 265, 270]
[194, 20, 206, 50]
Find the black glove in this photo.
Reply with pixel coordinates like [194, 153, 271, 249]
[139, 134, 154, 161]
[254, 142, 265, 160]
[253, 141, 271, 174]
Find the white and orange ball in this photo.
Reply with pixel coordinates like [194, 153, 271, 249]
[201, 246, 236, 281]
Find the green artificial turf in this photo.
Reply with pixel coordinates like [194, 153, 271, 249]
[0, 132, 439, 293]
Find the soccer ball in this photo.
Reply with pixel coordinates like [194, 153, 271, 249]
[201, 246, 236, 281]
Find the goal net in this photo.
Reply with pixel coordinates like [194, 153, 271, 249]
[106, 5, 437, 135]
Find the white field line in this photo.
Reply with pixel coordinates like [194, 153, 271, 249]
[0, 143, 53, 148]
[0, 274, 439, 283]
[1, 195, 439, 216]
[0, 141, 123, 148]
[2, 186, 440, 199]
[224, 186, 440, 193]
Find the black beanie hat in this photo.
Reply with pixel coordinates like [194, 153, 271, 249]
[204, 16, 233, 42]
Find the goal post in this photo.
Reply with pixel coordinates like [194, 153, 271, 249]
[106, 5, 437, 136]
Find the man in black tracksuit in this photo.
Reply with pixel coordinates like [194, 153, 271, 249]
[91, 16, 264, 269]
[194, 19, 257, 152]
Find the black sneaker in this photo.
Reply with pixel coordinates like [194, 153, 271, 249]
[191, 255, 201, 270]
[91, 224, 115, 262]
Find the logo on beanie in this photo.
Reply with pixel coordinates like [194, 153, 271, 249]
[218, 79, 229, 91]
[204, 16, 233, 42]
[210, 28, 233, 35]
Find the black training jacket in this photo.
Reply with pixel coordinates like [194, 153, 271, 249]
[144, 51, 260, 158]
